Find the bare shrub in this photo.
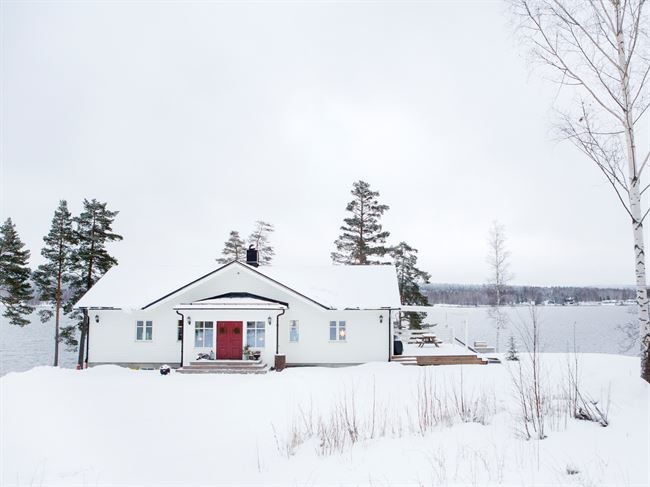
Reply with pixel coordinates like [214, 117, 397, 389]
[271, 420, 306, 459]
[509, 305, 547, 439]
[563, 330, 611, 427]
[274, 369, 498, 459]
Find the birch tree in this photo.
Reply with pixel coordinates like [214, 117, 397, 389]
[486, 221, 513, 353]
[511, 0, 650, 382]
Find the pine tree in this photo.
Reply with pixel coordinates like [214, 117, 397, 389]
[390, 241, 431, 329]
[0, 218, 34, 327]
[33, 200, 76, 366]
[248, 221, 275, 265]
[217, 231, 245, 264]
[506, 335, 519, 361]
[331, 180, 390, 264]
[68, 199, 123, 367]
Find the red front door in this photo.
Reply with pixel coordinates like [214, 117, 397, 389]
[216, 321, 243, 360]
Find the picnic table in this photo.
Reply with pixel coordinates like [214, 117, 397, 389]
[417, 334, 442, 348]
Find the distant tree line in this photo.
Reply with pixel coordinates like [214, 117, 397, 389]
[422, 283, 636, 306]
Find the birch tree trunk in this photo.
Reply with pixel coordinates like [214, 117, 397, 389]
[615, 16, 650, 381]
[511, 0, 650, 382]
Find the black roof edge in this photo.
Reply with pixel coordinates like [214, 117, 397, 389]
[196, 292, 289, 308]
[79, 306, 122, 311]
[142, 260, 331, 310]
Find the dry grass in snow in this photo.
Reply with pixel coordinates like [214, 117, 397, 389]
[1, 354, 647, 486]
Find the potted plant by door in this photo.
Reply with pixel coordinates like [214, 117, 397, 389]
[243, 345, 250, 360]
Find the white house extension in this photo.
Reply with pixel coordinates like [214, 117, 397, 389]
[75, 250, 402, 371]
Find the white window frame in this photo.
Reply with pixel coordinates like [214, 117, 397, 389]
[194, 321, 214, 348]
[136, 320, 153, 341]
[246, 321, 266, 348]
[289, 320, 299, 343]
[329, 320, 346, 342]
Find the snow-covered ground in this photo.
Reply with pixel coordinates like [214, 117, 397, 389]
[2, 354, 647, 486]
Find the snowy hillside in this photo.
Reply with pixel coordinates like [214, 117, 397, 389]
[1, 354, 647, 486]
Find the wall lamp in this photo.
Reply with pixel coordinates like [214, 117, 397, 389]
[95, 314, 100, 324]
[267, 316, 272, 326]
[379, 314, 384, 324]
[186, 316, 192, 325]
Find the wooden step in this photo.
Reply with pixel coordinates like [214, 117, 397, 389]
[177, 366, 268, 375]
[179, 359, 268, 374]
[391, 355, 487, 366]
[189, 359, 262, 367]
[416, 355, 487, 366]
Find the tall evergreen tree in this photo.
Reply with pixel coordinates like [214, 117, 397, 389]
[331, 180, 390, 265]
[68, 199, 123, 368]
[248, 221, 275, 265]
[217, 231, 245, 264]
[390, 241, 431, 329]
[33, 200, 76, 366]
[0, 218, 34, 327]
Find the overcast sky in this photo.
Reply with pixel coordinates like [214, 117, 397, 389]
[1, 1, 648, 286]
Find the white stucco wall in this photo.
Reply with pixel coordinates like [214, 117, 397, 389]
[88, 263, 394, 367]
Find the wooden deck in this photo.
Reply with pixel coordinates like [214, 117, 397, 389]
[391, 354, 488, 366]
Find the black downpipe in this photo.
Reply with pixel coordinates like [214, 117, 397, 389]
[388, 308, 392, 361]
[82, 308, 90, 369]
[275, 308, 286, 355]
[176, 310, 185, 368]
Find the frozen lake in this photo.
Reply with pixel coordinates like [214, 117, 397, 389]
[421, 304, 638, 355]
[1, 308, 79, 376]
[1, 304, 640, 375]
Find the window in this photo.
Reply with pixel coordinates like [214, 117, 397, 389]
[136, 320, 153, 341]
[177, 320, 183, 341]
[289, 320, 299, 342]
[246, 321, 265, 347]
[195, 321, 214, 348]
[329, 320, 346, 341]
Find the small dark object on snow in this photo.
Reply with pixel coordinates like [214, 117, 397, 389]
[160, 365, 171, 375]
[197, 350, 215, 361]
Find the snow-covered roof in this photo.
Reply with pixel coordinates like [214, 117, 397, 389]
[75, 260, 401, 311]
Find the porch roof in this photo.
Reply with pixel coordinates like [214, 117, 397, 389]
[173, 295, 287, 311]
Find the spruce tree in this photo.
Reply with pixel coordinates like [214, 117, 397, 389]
[331, 180, 390, 264]
[217, 231, 245, 264]
[390, 241, 431, 329]
[506, 335, 519, 361]
[68, 199, 123, 367]
[0, 218, 35, 327]
[248, 221, 275, 265]
[33, 200, 76, 366]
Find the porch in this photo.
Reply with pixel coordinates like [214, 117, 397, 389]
[174, 293, 287, 368]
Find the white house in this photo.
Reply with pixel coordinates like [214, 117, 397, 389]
[75, 252, 402, 370]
